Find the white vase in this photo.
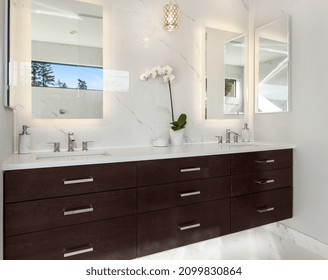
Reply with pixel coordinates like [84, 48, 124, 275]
[169, 128, 184, 146]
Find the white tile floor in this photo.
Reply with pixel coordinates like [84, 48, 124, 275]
[138, 226, 325, 260]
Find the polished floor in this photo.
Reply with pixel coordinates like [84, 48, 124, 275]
[139, 226, 324, 260]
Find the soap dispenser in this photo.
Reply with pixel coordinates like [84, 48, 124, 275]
[18, 125, 31, 154]
[241, 123, 250, 142]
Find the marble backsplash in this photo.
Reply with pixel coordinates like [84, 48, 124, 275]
[11, 0, 250, 151]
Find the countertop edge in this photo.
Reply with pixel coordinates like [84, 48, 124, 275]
[2, 142, 296, 171]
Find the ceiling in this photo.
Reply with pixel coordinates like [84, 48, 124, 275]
[32, 0, 103, 48]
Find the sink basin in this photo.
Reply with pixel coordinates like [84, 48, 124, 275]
[223, 143, 260, 149]
[36, 150, 111, 160]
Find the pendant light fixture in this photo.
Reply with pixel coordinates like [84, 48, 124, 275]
[163, 0, 179, 32]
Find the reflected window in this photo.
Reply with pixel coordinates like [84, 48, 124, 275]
[31, 61, 103, 91]
[255, 16, 289, 113]
[225, 79, 237, 97]
[257, 38, 288, 112]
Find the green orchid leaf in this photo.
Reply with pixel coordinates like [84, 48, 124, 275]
[171, 113, 187, 131]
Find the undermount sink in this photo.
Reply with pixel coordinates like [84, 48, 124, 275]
[36, 150, 111, 160]
[223, 143, 260, 149]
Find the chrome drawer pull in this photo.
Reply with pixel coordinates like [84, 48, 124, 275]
[180, 167, 201, 173]
[178, 223, 201, 231]
[63, 177, 94, 185]
[257, 207, 275, 213]
[255, 179, 275, 185]
[180, 191, 201, 198]
[63, 206, 94, 216]
[255, 159, 275, 164]
[63, 246, 93, 258]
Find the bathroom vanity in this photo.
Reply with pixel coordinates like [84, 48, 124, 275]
[2, 142, 294, 259]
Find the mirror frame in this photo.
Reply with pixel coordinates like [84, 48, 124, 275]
[255, 15, 290, 114]
[3, 0, 10, 107]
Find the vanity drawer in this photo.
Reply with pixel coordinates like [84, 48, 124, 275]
[5, 215, 137, 260]
[231, 168, 292, 196]
[137, 199, 230, 257]
[231, 187, 292, 232]
[231, 149, 292, 174]
[4, 162, 137, 203]
[138, 177, 230, 213]
[138, 155, 230, 186]
[5, 189, 136, 237]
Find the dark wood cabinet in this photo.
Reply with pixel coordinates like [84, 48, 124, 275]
[231, 168, 292, 196]
[4, 163, 137, 260]
[230, 149, 293, 232]
[3, 149, 293, 259]
[138, 155, 230, 186]
[5, 189, 137, 236]
[137, 154, 231, 257]
[138, 176, 230, 213]
[231, 187, 293, 232]
[137, 200, 230, 257]
[5, 216, 137, 260]
[231, 149, 292, 174]
[4, 162, 137, 203]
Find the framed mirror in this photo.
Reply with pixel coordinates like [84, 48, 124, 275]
[205, 27, 245, 119]
[8, 0, 103, 119]
[255, 16, 290, 113]
[3, 0, 10, 107]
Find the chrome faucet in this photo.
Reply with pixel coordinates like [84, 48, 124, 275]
[68, 133, 77, 152]
[226, 129, 239, 143]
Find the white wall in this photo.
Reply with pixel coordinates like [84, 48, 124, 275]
[11, 0, 250, 151]
[254, 0, 328, 245]
[0, 0, 14, 259]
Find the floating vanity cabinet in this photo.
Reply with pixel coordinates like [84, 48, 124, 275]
[230, 149, 293, 232]
[4, 162, 137, 260]
[137, 155, 231, 257]
[3, 147, 294, 259]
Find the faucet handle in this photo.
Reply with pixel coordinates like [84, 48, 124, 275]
[215, 136, 223, 144]
[82, 141, 94, 151]
[48, 142, 60, 152]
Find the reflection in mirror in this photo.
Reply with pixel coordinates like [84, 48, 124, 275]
[3, 0, 9, 107]
[9, 0, 103, 119]
[31, 0, 103, 119]
[255, 16, 289, 113]
[205, 27, 245, 119]
[224, 35, 245, 115]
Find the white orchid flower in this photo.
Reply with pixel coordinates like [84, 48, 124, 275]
[140, 65, 175, 83]
[150, 68, 157, 78]
[156, 66, 164, 75]
[164, 65, 173, 74]
[140, 65, 177, 123]
[163, 74, 170, 83]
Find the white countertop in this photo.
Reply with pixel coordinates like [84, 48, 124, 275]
[2, 142, 296, 171]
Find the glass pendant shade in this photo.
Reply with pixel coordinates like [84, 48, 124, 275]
[163, 3, 179, 31]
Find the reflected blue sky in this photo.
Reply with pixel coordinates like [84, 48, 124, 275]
[52, 64, 103, 90]
[33, 62, 103, 90]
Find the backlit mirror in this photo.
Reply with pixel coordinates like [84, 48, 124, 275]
[255, 16, 290, 113]
[3, 1, 9, 107]
[205, 27, 245, 119]
[9, 0, 103, 119]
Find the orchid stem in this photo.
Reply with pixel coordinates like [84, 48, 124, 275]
[168, 80, 175, 122]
